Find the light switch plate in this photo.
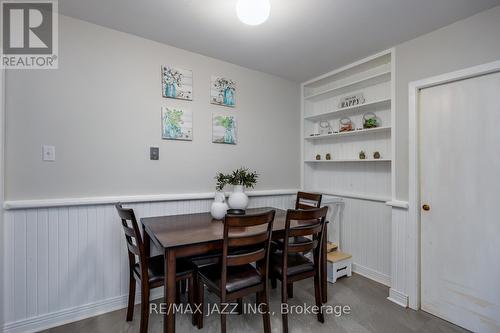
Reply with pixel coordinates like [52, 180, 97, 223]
[150, 147, 159, 160]
[42, 145, 56, 161]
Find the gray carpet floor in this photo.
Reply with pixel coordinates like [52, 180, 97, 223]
[41, 274, 469, 333]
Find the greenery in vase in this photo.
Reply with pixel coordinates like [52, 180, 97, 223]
[215, 172, 231, 191]
[363, 118, 378, 129]
[214, 77, 235, 93]
[215, 115, 235, 130]
[163, 67, 183, 86]
[164, 109, 184, 126]
[214, 167, 258, 191]
[163, 109, 184, 138]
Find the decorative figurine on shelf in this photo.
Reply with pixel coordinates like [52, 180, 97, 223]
[326, 153, 332, 160]
[374, 151, 381, 159]
[340, 117, 354, 132]
[316, 154, 321, 160]
[363, 112, 379, 129]
[319, 121, 333, 135]
[359, 151, 366, 160]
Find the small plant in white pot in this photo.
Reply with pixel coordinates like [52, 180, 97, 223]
[213, 167, 258, 213]
[227, 167, 258, 210]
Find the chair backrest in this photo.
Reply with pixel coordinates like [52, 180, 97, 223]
[221, 210, 276, 295]
[115, 203, 147, 277]
[295, 191, 322, 210]
[283, 207, 328, 269]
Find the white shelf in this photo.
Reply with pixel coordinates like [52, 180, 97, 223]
[304, 98, 391, 121]
[305, 159, 391, 163]
[304, 70, 391, 101]
[308, 189, 391, 203]
[301, 50, 394, 208]
[305, 126, 391, 140]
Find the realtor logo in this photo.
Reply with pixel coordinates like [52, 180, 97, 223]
[1, 0, 58, 69]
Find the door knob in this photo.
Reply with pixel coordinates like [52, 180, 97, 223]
[422, 204, 430, 211]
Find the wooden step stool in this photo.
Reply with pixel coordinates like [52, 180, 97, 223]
[327, 242, 338, 252]
[326, 243, 352, 283]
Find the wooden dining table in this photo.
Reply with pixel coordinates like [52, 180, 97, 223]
[141, 207, 328, 333]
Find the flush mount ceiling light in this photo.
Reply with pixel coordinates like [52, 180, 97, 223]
[236, 0, 270, 26]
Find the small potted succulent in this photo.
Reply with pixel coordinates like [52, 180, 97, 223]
[359, 151, 366, 160]
[363, 112, 379, 129]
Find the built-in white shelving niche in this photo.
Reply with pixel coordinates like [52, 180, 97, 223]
[301, 49, 394, 205]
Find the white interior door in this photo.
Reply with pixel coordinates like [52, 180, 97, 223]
[420, 71, 500, 333]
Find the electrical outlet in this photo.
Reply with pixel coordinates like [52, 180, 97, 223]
[150, 147, 159, 160]
[42, 145, 55, 161]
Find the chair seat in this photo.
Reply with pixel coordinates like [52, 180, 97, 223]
[198, 263, 263, 293]
[133, 255, 193, 285]
[270, 252, 315, 277]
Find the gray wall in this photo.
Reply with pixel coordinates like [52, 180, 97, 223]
[6, 5, 500, 202]
[394, 5, 500, 200]
[5, 16, 300, 200]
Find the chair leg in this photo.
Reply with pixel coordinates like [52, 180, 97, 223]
[140, 285, 150, 333]
[281, 281, 289, 333]
[220, 312, 227, 333]
[126, 273, 136, 321]
[287, 283, 294, 298]
[314, 272, 325, 323]
[260, 290, 271, 333]
[188, 277, 196, 326]
[196, 276, 205, 329]
[237, 298, 243, 315]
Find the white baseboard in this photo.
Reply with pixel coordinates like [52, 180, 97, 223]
[3, 290, 163, 333]
[352, 263, 391, 286]
[387, 288, 409, 308]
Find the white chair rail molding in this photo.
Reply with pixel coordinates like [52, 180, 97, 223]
[2, 1, 500, 333]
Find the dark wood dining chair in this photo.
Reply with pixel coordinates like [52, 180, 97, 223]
[115, 203, 196, 333]
[272, 191, 323, 296]
[295, 191, 322, 210]
[270, 207, 328, 333]
[194, 210, 276, 333]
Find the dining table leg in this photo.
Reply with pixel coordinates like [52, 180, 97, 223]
[322, 224, 328, 303]
[164, 249, 176, 333]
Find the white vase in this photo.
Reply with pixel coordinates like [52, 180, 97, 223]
[211, 191, 228, 220]
[228, 185, 249, 210]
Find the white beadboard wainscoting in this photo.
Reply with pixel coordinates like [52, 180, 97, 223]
[2, 192, 297, 333]
[2, 191, 396, 332]
[337, 198, 392, 286]
[388, 206, 410, 307]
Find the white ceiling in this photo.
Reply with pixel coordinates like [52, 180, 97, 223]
[59, 0, 500, 82]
